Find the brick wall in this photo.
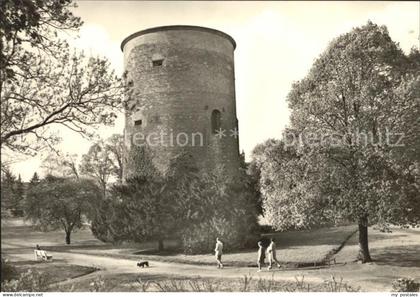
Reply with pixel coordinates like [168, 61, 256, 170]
[122, 27, 240, 179]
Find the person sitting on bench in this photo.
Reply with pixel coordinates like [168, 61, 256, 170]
[34, 245, 52, 261]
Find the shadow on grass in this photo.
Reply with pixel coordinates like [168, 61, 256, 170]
[11, 259, 67, 265]
[42, 244, 113, 252]
[263, 225, 358, 248]
[8, 260, 99, 285]
[133, 249, 183, 256]
[372, 245, 420, 268]
[367, 233, 408, 242]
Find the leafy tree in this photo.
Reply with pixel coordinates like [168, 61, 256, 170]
[251, 138, 332, 230]
[0, 166, 16, 212]
[91, 152, 186, 250]
[24, 176, 101, 244]
[29, 172, 40, 184]
[0, 168, 24, 216]
[124, 144, 160, 180]
[239, 150, 263, 215]
[13, 174, 25, 216]
[274, 22, 420, 263]
[1, 0, 124, 154]
[176, 167, 259, 253]
[109, 176, 176, 251]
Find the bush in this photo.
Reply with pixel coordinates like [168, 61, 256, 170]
[179, 169, 259, 254]
[1, 257, 17, 283]
[1, 269, 49, 292]
[181, 217, 257, 254]
[392, 278, 420, 292]
[259, 224, 276, 234]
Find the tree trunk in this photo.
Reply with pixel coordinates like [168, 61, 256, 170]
[158, 239, 164, 252]
[357, 216, 372, 263]
[102, 183, 107, 199]
[65, 230, 71, 245]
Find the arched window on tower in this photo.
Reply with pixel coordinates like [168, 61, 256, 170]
[211, 109, 221, 134]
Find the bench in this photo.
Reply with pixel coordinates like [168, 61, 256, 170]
[34, 250, 53, 261]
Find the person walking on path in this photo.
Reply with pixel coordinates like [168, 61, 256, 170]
[257, 241, 266, 272]
[267, 238, 281, 269]
[215, 237, 224, 269]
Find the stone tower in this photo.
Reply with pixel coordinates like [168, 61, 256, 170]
[121, 25, 240, 178]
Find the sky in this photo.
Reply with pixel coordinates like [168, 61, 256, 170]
[8, 1, 420, 181]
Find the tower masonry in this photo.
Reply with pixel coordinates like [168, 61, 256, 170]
[121, 25, 240, 178]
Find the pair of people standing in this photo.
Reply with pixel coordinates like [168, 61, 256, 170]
[257, 238, 281, 272]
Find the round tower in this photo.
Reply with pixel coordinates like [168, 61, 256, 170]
[121, 25, 240, 178]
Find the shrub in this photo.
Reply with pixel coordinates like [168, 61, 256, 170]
[392, 278, 420, 292]
[1, 257, 17, 283]
[154, 279, 187, 292]
[88, 276, 118, 292]
[321, 275, 360, 292]
[1, 269, 49, 292]
[179, 168, 259, 254]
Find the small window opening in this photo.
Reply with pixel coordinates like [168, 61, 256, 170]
[211, 109, 221, 134]
[153, 59, 164, 67]
[134, 119, 142, 126]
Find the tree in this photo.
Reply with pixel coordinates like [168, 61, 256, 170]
[1, 166, 16, 212]
[41, 151, 79, 179]
[29, 172, 40, 184]
[105, 134, 124, 182]
[250, 138, 331, 230]
[1, 46, 124, 154]
[175, 166, 259, 253]
[91, 152, 187, 250]
[0, 168, 24, 216]
[109, 176, 177, 251]
[1, 0, 82, 77]
[281, 22, 420, 262]
[80, 141, 115, 196]
[1, 0, 124, 154]
[24, 176, 101, 244]
[13, 174, 25, 216]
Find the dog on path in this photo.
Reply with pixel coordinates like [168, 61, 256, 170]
[137, 261, 149, 268]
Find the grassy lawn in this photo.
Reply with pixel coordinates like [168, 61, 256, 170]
[1, 218, 107, 250]
[7, 260, 98, 285]
[2, 218, 357, 268]
[64, 225, 357, 267]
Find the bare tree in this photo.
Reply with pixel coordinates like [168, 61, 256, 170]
[80, 141, 115, 197]
[1, 0, 125, 155]
[105, 134, 124, 182]
[41, 151, 80, 179]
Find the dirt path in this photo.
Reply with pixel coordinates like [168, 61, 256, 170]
[9, 249, 326, 285]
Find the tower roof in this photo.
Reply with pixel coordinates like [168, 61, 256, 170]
[120, 25, 236, 51]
